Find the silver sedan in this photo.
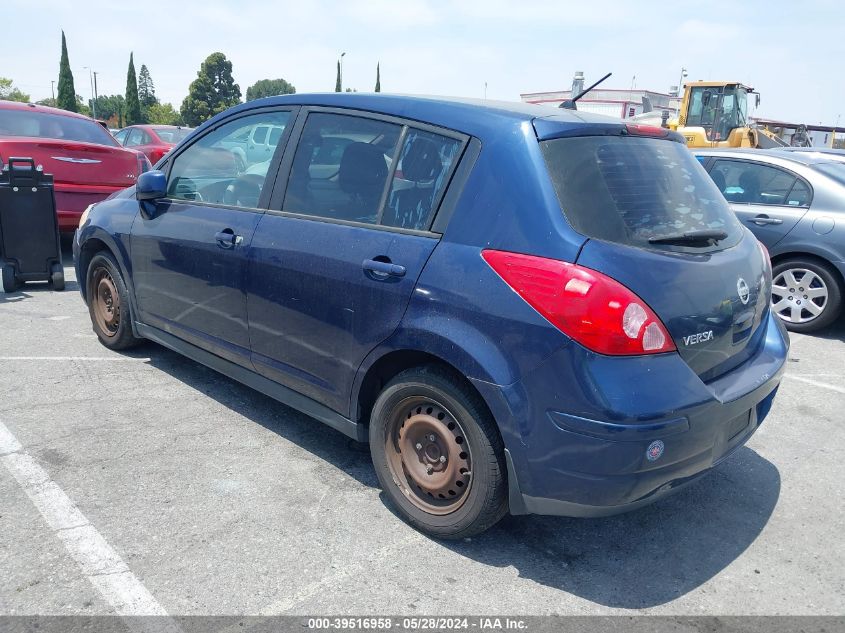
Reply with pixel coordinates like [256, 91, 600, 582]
[695, 148, 845, 332]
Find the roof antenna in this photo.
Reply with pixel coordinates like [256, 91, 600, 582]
[560, 72, 612, 110]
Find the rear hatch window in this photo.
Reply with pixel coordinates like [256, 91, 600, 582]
[541, 135, 742, 252]
[0, 109, 118, 146]
[542, 133, 769, 379]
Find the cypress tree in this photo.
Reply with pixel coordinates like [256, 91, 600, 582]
[124, 53, 142, 125]
[374, 63, 381, 92]
[335, 61, 341, 92]
[56, 31, 77, 112]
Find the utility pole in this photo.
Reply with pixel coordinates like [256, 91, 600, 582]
[93, 71, 99, 106]
[50, 80, 55, 100]
[340, 52, 346, 91]
[84, 66, 96, 119]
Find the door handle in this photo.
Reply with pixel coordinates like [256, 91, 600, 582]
[215, 230, 242, 248]
[748, 215, 783, 226]
[363, 258, 406, 279]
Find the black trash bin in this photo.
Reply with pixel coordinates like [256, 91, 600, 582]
[0, 157, 64, 291]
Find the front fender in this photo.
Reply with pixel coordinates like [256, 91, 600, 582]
[75, 200, 139, 326]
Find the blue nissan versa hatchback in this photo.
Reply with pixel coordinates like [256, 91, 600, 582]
[74, 94, 788, 538]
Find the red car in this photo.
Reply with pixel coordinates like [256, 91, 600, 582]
[0, 100, 150, 232]
[114, 124, 193, 165]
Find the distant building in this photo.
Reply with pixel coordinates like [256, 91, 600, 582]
[520, 71, 678, 119]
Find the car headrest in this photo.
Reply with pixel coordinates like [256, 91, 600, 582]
[402, 137, 442, 182]
[739, 170, 759, 192]
[339, 142, 387, 194]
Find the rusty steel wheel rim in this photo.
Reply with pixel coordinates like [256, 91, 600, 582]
[385, 397, 473, 515]
[92, 268, 120, 337]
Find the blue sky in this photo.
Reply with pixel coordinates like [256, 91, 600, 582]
[4, 0, 843, 125]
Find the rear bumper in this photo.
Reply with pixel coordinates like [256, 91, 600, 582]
[474, 312, 789, 517]
[56, 185, 124, 232]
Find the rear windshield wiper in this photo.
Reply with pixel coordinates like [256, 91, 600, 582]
[648, 229, 729, 246]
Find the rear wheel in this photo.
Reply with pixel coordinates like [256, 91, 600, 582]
[771, 258, 842, 333]
[2, 264, 20, 292]
[86, 252, 142, 349]
[369, 366, 507, 539]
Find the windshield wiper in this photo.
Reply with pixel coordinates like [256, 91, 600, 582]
[648, 229, 729, 246]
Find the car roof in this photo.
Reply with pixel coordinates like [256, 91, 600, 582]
[203, 93, 622, 141]
[0, 99, 94, 121]
[693, 147, 842, 167]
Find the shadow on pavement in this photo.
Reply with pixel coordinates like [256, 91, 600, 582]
[141, 342, 780, 610]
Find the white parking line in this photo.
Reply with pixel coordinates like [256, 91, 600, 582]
[0, 356, 150, 362]
[785, 374, 845, 395]
[0, 421, 177, 627]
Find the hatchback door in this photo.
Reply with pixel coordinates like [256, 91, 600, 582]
[540, 132, 771, 379]
[707, 158, 812, 248]
[248, 110, 466, 416]
[130, 108, 294, 367]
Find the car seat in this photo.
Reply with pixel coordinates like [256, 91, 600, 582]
[711, 170, 726, 193]
[383, 137, 442, 229]
[337, 142, 387, 220]
[738, 170, 761, 203]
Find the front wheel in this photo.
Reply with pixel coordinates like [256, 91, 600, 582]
[86, 252, 142, 350]
[369, 366, 507, 539]
[771, 258, 843, 333]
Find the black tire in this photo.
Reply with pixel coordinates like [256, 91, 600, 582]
[369, 365, 507, 539]
[50, 263, 65, 291]
[2, 264, 20, 292]
[86, 252, 142, 350]
[771, 258, 843, 333]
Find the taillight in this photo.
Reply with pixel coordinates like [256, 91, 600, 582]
[482, 250, 676, 356]
[137, 153, 152, 176]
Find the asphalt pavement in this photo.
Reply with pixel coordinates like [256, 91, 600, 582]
[1, 251, 843, 616]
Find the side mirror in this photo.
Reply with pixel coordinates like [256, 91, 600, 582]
[755, 94, 761, 107]
[136, 170, 167, 201]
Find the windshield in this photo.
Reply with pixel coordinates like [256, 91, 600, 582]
[153, 127, 192, 143]
[0, 109, 118, 146]
[686, 86, 749, 142]
[541, 135, 742, 251]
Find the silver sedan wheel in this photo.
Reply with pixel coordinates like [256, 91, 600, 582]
[771, 268, 829, 324]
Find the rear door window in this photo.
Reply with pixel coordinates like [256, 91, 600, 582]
[541, 135, 742, 251]
[711, 159, 805, 206]
[282, 113, 402, 224]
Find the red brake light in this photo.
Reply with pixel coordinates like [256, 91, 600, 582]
[624, 123, 669, 138]
[482, 250, 676, 356]
[137, 153, 152, 176]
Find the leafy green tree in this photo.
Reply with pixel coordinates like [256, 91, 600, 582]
[374, 63, 381, 92]
[89, 94, 125, 126]
[36, 97, 58, 107]
[56, 31, 77, 112]
[245, 78, 295, 101]
[180, 52, 241, 127]
[138, 64, 157, 109]
[0, 77, 30, 102]
[124, 53, 142, 125]
[146, 102, 184, 126]
[335, 61, 341, 92]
